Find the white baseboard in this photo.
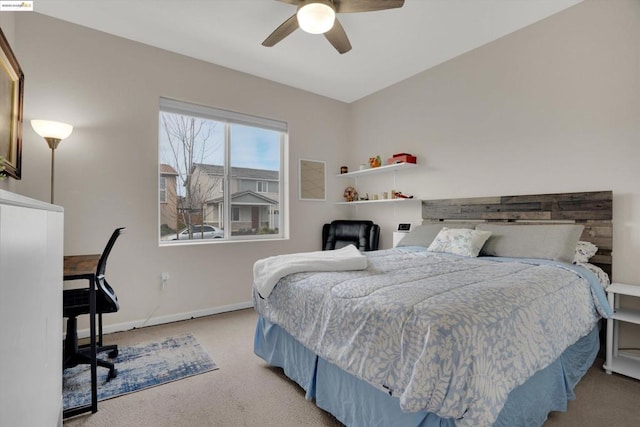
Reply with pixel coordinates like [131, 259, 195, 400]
[76, 300, 254, 339]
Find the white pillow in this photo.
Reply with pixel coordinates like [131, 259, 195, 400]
[427, 227, 492, 257]
[476, 223, 584, 263]
[574, 240, 598, 263]
[396, 223, 477, 248]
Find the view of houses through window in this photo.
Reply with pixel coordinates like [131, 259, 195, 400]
[159, 98, 286, 243]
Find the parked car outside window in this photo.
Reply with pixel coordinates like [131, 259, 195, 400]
[175, 225, 224, 240]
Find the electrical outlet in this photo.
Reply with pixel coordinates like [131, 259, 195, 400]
[161, 272, 170, 289]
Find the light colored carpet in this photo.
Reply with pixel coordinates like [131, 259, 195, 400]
[63, 309, 640, 426]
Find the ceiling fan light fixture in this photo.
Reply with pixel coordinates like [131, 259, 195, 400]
[297, 1, 336, 34]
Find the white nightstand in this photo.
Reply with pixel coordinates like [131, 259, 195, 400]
[393, 231, 408, 247]
[604, 283, 640, 379]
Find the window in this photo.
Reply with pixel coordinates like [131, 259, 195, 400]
[159, 98, 287, 243]
[257, 181, 268, 193]
[159, 177, 167, 203]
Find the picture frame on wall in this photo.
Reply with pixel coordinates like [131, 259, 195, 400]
[0, 28, 24, 180]
[298, 158, 326, 201]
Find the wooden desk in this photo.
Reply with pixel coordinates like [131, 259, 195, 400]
[63, 254, 100, 418]
[64, 255, 101, 279]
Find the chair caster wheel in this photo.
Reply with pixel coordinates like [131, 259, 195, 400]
[108, 349, 118, 358]
[108, 368, 118, 380]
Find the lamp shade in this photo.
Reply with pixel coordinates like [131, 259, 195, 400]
[297, 1, 335, 34]
[31, 120, 74, 140]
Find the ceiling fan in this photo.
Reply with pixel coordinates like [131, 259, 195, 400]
[262, 0, 405, 54]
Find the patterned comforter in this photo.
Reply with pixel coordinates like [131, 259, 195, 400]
[253, 247, 609, 426]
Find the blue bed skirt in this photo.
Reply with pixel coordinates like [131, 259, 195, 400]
[254, 316, 599, 427]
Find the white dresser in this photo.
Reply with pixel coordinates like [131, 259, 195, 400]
[0, 189, 64, 427]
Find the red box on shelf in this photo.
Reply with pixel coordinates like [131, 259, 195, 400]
[389, 153, 416, 164]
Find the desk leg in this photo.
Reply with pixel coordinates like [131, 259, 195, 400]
[89, 276, 98, 413]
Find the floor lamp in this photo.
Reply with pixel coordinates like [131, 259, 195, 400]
[31, 120, 74, 204]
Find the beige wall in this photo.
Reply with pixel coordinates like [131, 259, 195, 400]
[348, 0, 640, 282]
[2, 12, 350, 331]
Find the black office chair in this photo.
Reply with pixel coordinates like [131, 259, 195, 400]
[63, 227, 125, 379]
[322, 220, 380, 252]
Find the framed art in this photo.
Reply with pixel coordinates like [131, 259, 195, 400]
[0, 28, 24, 180]
[299, 158, 326, 201]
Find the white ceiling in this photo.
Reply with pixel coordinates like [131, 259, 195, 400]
[35, 0, 582, 103]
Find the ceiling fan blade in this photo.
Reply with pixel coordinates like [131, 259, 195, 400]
[324, 18, 351, 54]
[334, 0, 404, 13]
[262, 14, 299, 47]
[275, 0, 301, 5]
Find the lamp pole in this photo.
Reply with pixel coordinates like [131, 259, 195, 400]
[45, 137, 61, 204]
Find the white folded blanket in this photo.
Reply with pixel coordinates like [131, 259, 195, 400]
[253, 245, 367, 298]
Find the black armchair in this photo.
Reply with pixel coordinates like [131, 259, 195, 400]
[63, 227, 125, 379]
[322, 220, 380, 252]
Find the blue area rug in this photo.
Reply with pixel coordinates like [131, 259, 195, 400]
[63, 333, 218, 410]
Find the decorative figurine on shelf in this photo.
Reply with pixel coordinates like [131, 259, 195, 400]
[344, 186, 358, 202]
[394, 191, 414, 199]
[340, 165, 348, 174]
[369, 155, 382, 168]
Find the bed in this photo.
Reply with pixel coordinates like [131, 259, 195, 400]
[253, 191, 613, 426]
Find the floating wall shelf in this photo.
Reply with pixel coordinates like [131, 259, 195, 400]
[337, 162, 417, 178]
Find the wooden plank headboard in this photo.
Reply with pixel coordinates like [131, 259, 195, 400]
[421, 191, 613, 277]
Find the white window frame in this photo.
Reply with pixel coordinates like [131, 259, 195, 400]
[159, 97, 288, 244]
[257, 181, 268, 193]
